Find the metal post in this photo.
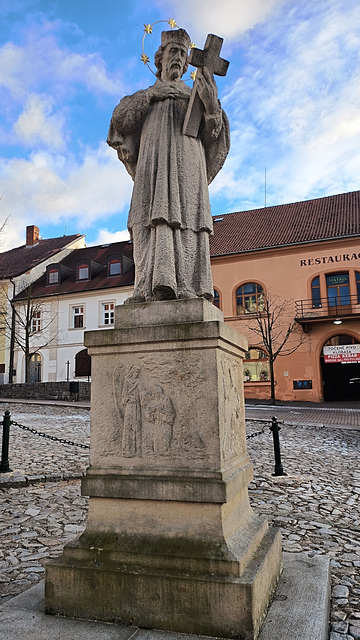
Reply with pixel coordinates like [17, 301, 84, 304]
[0, 410, 12, 473]
[66, 361, 70, 382]
[270, 416, 286, 476]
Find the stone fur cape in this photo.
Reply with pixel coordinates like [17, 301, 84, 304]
[107, 78, 230, 299]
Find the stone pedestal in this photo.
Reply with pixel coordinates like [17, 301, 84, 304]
[45, 299, 282, 640]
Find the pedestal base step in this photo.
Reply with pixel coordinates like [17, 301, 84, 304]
[2, 552, 330, 640]
[45, 527, 282, 639]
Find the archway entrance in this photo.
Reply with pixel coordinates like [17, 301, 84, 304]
[321, 335, 360, 401]
[75, 349, 91, 379]
[29, 353, 42, 383]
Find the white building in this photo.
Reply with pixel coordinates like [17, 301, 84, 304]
[12, 240, 134, 383]
[0, 225, 85, 383]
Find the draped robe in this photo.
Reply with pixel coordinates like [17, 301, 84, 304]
[107, 78, 230, 301]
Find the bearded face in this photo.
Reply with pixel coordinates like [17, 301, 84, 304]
[161, 44, 188, 81]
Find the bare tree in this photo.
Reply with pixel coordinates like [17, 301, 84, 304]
[0, 198, 9, 247]
[244, 293, 306, 405]
[1, 282, 59, 383]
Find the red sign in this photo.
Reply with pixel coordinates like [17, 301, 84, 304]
[323, 345, 360, 364]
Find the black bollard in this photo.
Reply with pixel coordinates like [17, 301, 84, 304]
[270, 415, 286, 476]
[0, 410, 12, 473]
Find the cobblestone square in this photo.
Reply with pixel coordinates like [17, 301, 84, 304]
[0, 401, 359, 639]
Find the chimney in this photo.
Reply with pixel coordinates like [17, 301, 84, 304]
[26, 225, 40, 247]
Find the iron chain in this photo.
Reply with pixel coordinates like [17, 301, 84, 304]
[11, 420, 90, 449]
[246, 426, 266, 440]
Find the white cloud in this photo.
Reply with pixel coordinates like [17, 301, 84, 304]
[0, 27, 123, 103]
[91, 228, 131, 246]
[214, 0, 360, 210]
[13, 94, 66, 150]
[0, 143, 133, 250]
[155, 0, 287, 40]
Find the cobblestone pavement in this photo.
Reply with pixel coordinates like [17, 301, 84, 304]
[0, 401, 359, 640]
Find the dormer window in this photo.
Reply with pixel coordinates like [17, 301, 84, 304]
[108, 255, 122, 277]
[77, 263, 90, 281]
[48, 269, 59, 285]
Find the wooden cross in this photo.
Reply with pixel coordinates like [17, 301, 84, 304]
[183, 34, 229, 138]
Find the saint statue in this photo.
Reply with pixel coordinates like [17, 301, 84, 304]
[107, 28, 230, 303]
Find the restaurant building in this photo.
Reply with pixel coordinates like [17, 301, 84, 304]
[210, 190, 360, 402]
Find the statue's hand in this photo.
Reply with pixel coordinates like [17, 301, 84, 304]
[148, 82, 184, 103]
[196, 66, 219, 116]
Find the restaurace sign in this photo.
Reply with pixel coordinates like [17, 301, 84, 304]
[323, 344, 360, 363]
[300, 253, 360, 266]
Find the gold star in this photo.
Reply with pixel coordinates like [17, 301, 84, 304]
[168, 18, 177, 29]
[190, 42, 196, 49]
[141, 53, 150, 64]
[190, 70, 197, 81]
[143, 24, 153, 34]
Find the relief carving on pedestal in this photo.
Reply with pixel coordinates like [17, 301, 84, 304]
[221, 358, 244, 462]
[111, 357, 207, 461]
[114, 364, 175, 458]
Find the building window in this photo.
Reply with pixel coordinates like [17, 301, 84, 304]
[108, 259, 121, 276]
[77, 264, 89, 281]
[356, 272, 360, 303]
[243, 348, 270, 382]
[47, 269, 59, 285]
[311, 276, 321, 308]
[32, 310, 41, 332]
[72, 306, 84, 328]
[102, 302, 115, 325]
[326, 273, 350, 307]
[213, 289, 220, 308]
[236, 283, 265, 315]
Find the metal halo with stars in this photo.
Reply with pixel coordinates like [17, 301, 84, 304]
[141, 19, 197, 82]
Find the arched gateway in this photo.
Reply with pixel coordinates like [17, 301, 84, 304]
[321, 334, 360, 401]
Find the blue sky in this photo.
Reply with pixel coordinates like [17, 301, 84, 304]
[1, 0, 360, 250]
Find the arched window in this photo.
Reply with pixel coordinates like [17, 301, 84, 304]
[243, 348, 269, 382]
[326, 273, 350, 308]
[311, 276, 321, 308]
[75, 349, 91, 378]
[356, 272, 360, 303]
[213, 289, 220, 309]
[236, 283, 265, 315]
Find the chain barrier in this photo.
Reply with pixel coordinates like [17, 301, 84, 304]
[246, 426, 266, 440]
[11, 420, 90, 450]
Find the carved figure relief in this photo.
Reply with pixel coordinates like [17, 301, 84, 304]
[221, 358, 243, 461]
[114, 365, 176, 458]
[145, 385, 175, 455]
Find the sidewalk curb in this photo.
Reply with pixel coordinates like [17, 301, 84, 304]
[0, 470, 85, 489]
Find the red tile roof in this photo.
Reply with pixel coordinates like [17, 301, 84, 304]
[0, 234, 84, 279]
[15, 241, 134, 300]
[210, 190, 360, 257]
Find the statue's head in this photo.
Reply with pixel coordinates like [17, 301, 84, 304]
[155, 29, 191, 80]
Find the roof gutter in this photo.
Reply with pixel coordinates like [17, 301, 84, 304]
[210, 233, 360, 259]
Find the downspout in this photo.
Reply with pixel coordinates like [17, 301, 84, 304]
[8, 279, 16, 384]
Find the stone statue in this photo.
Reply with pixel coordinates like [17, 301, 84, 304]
[107, 28, 230, 303]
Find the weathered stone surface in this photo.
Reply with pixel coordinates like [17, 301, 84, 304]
[107, 31, 230, 303]
[46, 300, 282, 639]
[0, 399, 359, 632]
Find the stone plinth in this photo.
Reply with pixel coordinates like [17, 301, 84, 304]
[45, 299, 282, 639]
